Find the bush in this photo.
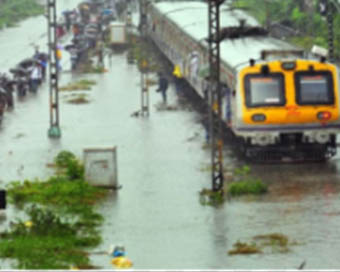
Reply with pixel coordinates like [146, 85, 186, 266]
[2, 151, 107, 268]
[228, 179, 268, 196]
[55, 151, 84, 180]
[0, 0, 44, 28]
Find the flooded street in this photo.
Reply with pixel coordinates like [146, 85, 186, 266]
[1, 1, 340, 270]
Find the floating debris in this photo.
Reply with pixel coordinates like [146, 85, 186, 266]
[82, 64, 108, 74]
[65, 94, 90, 104]
[228, 241, 262, 255]
[253, 233, 288, 247]
[155, 104, 178, 111]
[109, 245, 133, 269]
[13, 133, 25, 139]
[228, 233, 297, 256]
[60, 79, 96, 92]
[130, 110, 142, 118]
[186, 132, 200, 142]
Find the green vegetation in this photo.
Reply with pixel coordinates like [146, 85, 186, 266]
[0, 0, 44, 29]
[232, 0, 339, 57]
[227, 166, 268, 196]
[60, 79, 97, 92]
[228, 233, 294, 256]
[1, 151, 108, 269]
[199, 188, 224, 206]
[199, 165, 268, 206]
[227, 180, 268, 196]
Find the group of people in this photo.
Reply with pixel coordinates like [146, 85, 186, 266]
[156, 65, 185, 104]
[0, 46, 48, 119]
[0, 0, 124, 124]
[64, 0, 117, 70]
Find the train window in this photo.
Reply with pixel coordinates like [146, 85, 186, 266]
[244, 74, 285, 107]
[295, 72, 334, 105]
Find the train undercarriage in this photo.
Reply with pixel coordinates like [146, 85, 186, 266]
[239, 133, 337, 163]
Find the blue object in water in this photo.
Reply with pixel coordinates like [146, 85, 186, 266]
[113, 250, 125, 257]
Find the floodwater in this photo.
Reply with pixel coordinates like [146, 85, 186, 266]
[1, 1, 340, 270]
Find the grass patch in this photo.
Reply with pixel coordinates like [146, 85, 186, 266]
[60, 79, 96, 92]
[199, 188, 225, 207]
[227, 180, 268, 196]
[229, 233, 294, 256]
[2, 151, 108, 269]
[0, 0, 44, 29]
[199, 165, 268, 206]
[82, 64, 108, 74]
[227, 166, 268, 196]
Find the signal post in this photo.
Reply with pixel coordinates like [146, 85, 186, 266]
[207, 0, 225, 192]
[47, 0, 61, 138]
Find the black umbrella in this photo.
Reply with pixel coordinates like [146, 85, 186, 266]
[65, 44, 76, 51]
[9, 67, 29, 76]
[18, 58, 40, 68]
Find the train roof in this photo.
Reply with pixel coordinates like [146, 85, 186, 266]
[154, 1, 296, 70]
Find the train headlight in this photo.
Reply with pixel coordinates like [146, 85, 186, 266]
[317, 111, 332, 121]
[253, 135, 271, 146]
[315, 132, 330, 144]
[251, 114, 266, 122]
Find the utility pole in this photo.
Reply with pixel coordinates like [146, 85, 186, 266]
[319, 0, 340, 62]
[47, 0, 61, 138]
[208, 0, 224, 192]
[327, 0, 334, 62]
[139, 0, 150, 117]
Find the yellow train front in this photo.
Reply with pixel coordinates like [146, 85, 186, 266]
[233, 59, 340, 161]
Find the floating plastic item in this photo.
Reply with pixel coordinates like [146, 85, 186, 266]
[111, 257, 133, 268]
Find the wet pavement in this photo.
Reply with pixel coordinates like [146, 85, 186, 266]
[1, 1, 340, 270]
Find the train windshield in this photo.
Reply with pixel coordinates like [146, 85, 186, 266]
[295, 72, 334, 105]
[245, 74, 285, 107]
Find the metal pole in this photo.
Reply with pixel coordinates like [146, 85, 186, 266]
[208, 0, 224, 192]
[139, 0, 150, 117]
[327, 0, 334, 62]
[47, 0, 61, 138]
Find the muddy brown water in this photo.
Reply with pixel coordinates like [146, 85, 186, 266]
[1, 2, 340, 269]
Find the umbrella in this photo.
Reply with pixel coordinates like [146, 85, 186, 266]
[102, 9, 113, 16]
[65, 44, 76, 51]
[9, 67, 29, 76]
[18, 58, 40, 68]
